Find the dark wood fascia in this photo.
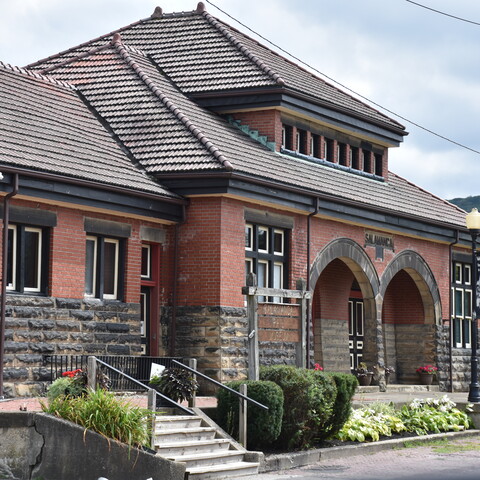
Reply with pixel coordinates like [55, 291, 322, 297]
[192, 87, 406, 145]
[159, 172, 465, 243]
[0, 172, 184, 223]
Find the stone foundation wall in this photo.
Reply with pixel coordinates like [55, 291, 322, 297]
[4, 295, 141, 397]
[314, 318, 350, 373]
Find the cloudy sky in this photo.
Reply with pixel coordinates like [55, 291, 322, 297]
[0, 0, 479, 201]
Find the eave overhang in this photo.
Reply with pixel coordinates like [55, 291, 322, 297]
[0, 168, 187, 223]
[159, 171, 466, 244]
[192, 87, 406, 147]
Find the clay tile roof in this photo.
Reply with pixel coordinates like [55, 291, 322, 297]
[0, 62, 177, 198]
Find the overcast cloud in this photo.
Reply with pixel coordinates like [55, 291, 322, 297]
[0, 0, 479, 202]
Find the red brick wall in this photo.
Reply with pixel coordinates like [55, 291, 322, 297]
[229, 110, 283, 151]
[0, 198, 172, 305]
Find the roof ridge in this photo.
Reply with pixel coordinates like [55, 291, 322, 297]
[110, 33, 233, 172]
[0, 60, 76, 90]
[200, 7, 285, 87]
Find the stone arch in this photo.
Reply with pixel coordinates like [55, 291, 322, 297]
[310, 238, 381, 371]
[310, 238, 380, 298]
[379, 249, 441, 325]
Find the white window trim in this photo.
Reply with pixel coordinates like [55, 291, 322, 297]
[454, 262, 462, 284]
[273, 229, 284, 255]
[272, 261, 283, 303]
[465, 265, 472, 285]
[141, 244, 151, 279]
[258, 226, 269, 253]
[245, 224, 253, 251]
[6, 225, 17, 291]
[103, 238, 119, 300]
[23, 227, 42, 293]
[85, 236, 98, 298]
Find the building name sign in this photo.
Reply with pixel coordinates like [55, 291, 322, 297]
[364, 231, 394, 251]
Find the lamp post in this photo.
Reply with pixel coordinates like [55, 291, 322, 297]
[466, 208, 480, 403]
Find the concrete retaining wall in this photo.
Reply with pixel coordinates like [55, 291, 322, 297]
[0, 412, 185, 480]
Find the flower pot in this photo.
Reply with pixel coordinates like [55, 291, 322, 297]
[358, 373, 373, 386]
[418, 373, 434, 385]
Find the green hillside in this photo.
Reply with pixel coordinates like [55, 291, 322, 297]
[448, 196, 480, 212]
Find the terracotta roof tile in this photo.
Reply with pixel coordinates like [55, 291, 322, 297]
[0, 63, 176, 198]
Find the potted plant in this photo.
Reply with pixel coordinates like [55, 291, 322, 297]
[355, 362, 374, 386]
[416, 365, 438, 385]
[385, 366, 395, 385]
[149, 367, 199, 405]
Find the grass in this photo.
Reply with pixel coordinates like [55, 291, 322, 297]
[403, 436, 480, 453]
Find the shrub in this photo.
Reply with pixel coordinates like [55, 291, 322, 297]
[260, 365, 337, 449]
[216, 380, 284, 451]
[320, 373, 358, 440]
[41, 389, 152, 450]
[47, 371, 87, 403]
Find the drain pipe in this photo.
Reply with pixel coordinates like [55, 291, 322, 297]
[0, 173, 19, 397]
[448, 229, 460, 393]
[169, 203, 187, 357]
[306, 197, 320, 368]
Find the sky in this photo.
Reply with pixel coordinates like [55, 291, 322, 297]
[0, 0, 479, 202]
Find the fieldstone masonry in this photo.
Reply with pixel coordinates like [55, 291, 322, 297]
[3, 295, 141, 397]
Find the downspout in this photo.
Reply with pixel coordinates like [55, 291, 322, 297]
[448, 229, 460, 393]
[0, 173, 19, 397]
[306, 197, 320, 368]
[169, 203, 187, 357]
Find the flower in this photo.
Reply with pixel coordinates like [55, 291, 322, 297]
[314, 363, 323, 371]
[385, 366, 395, 375]
[355, 362, 373, 377]
[62, 368, 82, 378]
[416, 365, 438, 374]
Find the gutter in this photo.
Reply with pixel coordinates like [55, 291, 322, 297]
[0, 173, 19, 397]
[306, 197, 320, 368]
[169, 203, 187, 357]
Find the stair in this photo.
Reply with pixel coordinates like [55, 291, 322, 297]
[153, 414, 259, 479]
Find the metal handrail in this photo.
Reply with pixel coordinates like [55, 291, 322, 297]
[93, 357, 193, 415]
[172, 360, 268, 411]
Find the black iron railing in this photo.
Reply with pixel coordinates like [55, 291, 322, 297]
[42, 355, 184, 391]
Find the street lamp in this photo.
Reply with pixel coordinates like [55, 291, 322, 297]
[465, 208, 480, 403]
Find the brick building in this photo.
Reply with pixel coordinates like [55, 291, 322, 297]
[0, 3, 473, 396]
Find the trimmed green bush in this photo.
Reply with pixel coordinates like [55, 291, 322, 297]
[260, 365, 337, 449]
[320, 373, 358, 439]
[216, 380, 284, 450]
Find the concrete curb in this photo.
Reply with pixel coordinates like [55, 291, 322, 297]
[261, 429, 480, 472]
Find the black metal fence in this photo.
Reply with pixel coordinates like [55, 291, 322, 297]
[42, 355, 185, 391]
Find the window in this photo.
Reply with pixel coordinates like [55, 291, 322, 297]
[362, 149, 372, 173]
[310, 134, 321, 159]
[337, 143, 347, 166]
[452, 261, 472, 348]
[281, 124, 293, 150]
[7, 224, 48, 294]
[245, 224, 287, 302]
[296, 129, 307, 154]
[85, 235, 122, 300]
[350, 146, 360, 170]
[374, 153, 383, 176]
[325, 138, 334, 162]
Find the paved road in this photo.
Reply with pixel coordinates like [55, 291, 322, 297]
[243, 436, 480, 480]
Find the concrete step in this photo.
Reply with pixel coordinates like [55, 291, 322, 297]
[165, 450, 245, 468]
[154, 426, 217, 443]
[155, 415, 203, 431]
[186, 461, 260, 479]
[356, 384, 440, 394]
[155, 438, 232, 456]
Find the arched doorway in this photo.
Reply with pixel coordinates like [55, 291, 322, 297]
[380, 250, 442, 384]
[310, 239, 379, 373]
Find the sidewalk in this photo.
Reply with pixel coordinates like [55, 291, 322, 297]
[0, 385, 471, 412]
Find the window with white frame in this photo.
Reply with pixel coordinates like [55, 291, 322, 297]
[85, 235, 122, 300]
[452, 261, 472, 348]
[245, 224, 287, 302]
[7, 225, 47, 294]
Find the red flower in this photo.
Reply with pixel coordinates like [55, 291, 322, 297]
[62, 368, 82, 378]
[314, 363, 323, 371]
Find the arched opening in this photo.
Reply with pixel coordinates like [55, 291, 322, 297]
[310, 239, 379, 373]
[380, 251, 441, 384]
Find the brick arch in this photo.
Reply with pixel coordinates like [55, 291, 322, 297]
[310, 238, 379, 299]
[379, 249, 441, 325]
